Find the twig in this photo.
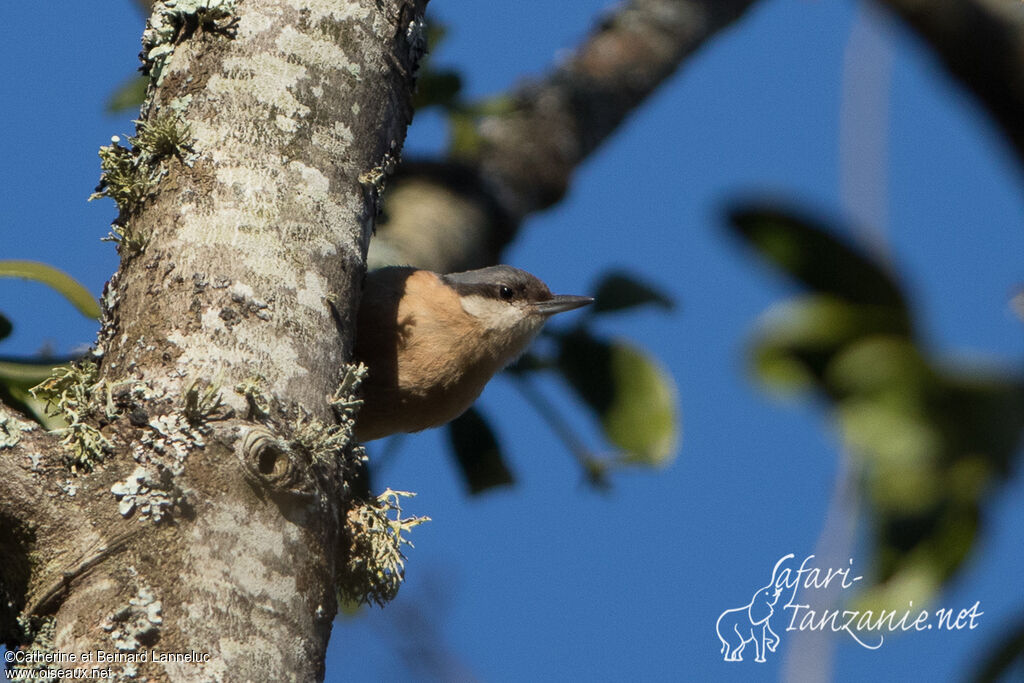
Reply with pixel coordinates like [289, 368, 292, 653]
[510, 374, 609, 489]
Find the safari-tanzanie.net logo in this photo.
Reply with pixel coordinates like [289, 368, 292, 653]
[715, 553, 983, 663]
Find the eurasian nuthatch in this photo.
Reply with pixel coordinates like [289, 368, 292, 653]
[353, 265, 592, 441]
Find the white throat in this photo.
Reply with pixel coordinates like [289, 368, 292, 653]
[459, 294, 546, 360]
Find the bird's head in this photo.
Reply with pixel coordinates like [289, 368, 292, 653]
[441, 265, 592, 359]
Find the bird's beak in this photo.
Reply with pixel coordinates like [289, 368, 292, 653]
[532, 294, 594, 316]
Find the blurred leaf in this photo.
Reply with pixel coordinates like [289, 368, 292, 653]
[0, 385, 60, 430]
[411, 19, 461, 112]
[446, 408, 515, 494]
[336, 597, 363, 618]
[504, 351, 549, 376]
[1011, 287, 1024, 323]
[426, 21, 447, 48]
[730, 197, 1024, 628]
[868, 502, 978, 600]
[727, 204, 907, 310]
[839, 399, 943, 511]
[0, 312, 11, 341]
[0, 260, 100, 320]
[0, 358, 68, 428]
[939, 374, 1024, 477]
[557, 330, 613, 415]
[826, 336, 932, 400]
[591, 271, 674, 314]
[413, 69, 462, 111]
[471, 96, 517, 118]
[448, 111, 482, 158]
[750, 296, 912, 395]
[106, 74, 148, 114]
[557, 329, 679, 467]
[604, 343, 679, 467]
[448, 96, 516, 159]
[0, 359, 61, 386]
[973, 612, 1024, 683]
[849, 556, 942, 614]
[753, 349, 816, 396]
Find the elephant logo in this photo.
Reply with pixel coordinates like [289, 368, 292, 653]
[715, 555, 789, 662]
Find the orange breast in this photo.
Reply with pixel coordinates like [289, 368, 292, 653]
[353, 268, 500, 441]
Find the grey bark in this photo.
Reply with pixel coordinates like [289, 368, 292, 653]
[1, 0, 425, 680]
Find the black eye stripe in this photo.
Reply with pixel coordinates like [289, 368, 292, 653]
[443, 266, 553, 302]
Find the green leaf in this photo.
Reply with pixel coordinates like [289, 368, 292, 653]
[446, 407, 515, 494]
[448, 110, 483, 158]
[0, 312, 11, 341]
[447, 96, 516, 159]
[425, 21, 449, 52]
[0, 260, 100, 320]
[413, 69, 462, 111]
[557, 330, 679, 467]
[106, 74, 149, 114]
[590, 271, 674, 314]
[849, 558, 942, 615]
[826, 336, 933, 400]
[504, 351, 549, 376]
[729, 199, 1024, 618]
[0, 358, 69, 428]
[838, 399, 943, 510]
[973, 612, 1024, 683]
[939, 374, 1024, 477]
[0, 359, 61, 386]
[727, 204, 907, 310]
[750, 296, 913, 396]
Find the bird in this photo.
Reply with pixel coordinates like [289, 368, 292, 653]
[353, 265, 592, 441]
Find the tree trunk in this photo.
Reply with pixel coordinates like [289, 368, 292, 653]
[1, 0, 426, 679]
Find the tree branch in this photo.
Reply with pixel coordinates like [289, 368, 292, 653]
[371, 0, 760, 272]
[476, 0, 758, 220]
[875, 0, 1024, 166]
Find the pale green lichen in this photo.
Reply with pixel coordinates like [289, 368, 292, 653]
[0, 414, 35, 449]
[236, 376, 273, 420]
[91, 136, 155, 240]
[142, 0, 238, 86]
[302, 362, 367, 463]
[358, 152, 398, 198]
[10, 616, 57, 676]
[133, 114, 193, 162]
[138, 413, 206, 475]
[183, 378, 225, 426]
[330, 363, 367, 422]
[91, 112, 195, 253]
[111, 465, 179, 522]
[292, 413, 349, 465]
[30, 361, 112, 472]
[100, 576, 162, 652]
[324, 366, 428, 606]
[168, 94, 193, 116]
[292, 364, 366, 466]
[338, 489, 430, 607]
[103, 378, 148, 422]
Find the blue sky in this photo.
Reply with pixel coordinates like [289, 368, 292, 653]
[3, 1, 1023, 681]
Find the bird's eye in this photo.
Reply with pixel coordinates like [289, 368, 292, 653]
[499, 285, 514, 301]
